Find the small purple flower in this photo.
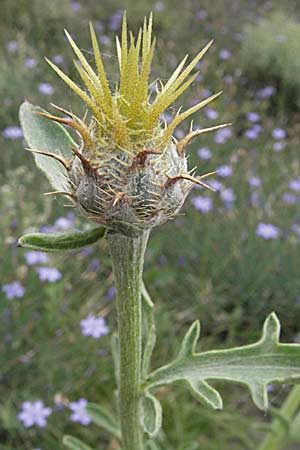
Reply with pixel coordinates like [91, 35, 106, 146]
[2, 281, 25, 300]
[246, 112, 260, 122]
[272, 128, 286, 140]
[18, 401, 52, 428]
[80, 315, 109, 339]
[197, 147, 212, 160]
[282, 193, 297, 205]
[38, 83, 54, 95]
[55, 215, 74, 230]
[273, 142, 285, 152]
[289, 179, 300, 192]
[196, 9, 208, 20]
[257, 86, 276, 98]
[208, 180, 223, 191]
[190, 196, 213, 213]
[25, 251, 48, 266]
[205, 108, 219, 120]
[106, 286, 116, 300]
[2, 126, 23, 139]
[244, 128, 259, 140]
[70, 1, 81, 11]
[217, 165, 232, 177]
[219, 48, 232, 60]
[52, 54, 64, 65]
[248, 176, 261, 188]
[7, 40, 18, 52]
[214, 127, 232, 144]
[256, 223, 280, 240]
[69, 399, 91, 425]
[24, 57, 37, 68]
[37, 267, 62, 282]
[220, 188, 236, 204]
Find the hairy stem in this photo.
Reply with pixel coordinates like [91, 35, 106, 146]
[258, 386, 300, 450]
[108, 230, 150, 450]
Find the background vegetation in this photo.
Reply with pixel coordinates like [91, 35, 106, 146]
[1, 0, 300, 449]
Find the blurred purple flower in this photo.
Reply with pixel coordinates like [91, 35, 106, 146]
[272, 128, 286, 140]
[217, 164, 232, 177]
[257, 86, 276, 98]
[197, 147, 212, 160]
[52, 54, 64, 65]
[282, 193, 297, 205]
[7, 40, 18, 52]
[246, 112, 260, 122]
[109, 10, 123, 31]
[244, 128, 259, 140]
[69, 399, 91, 425]
[18, 401, 52, 428]
[273, 142, 285, 152]
[196, 9, 208, 20]
[80, 315, 109, 339]
[55, 214, 74, 230]
[25, 251, 48, 266]
[248, 176, 261, 188]
[87, 258, 101, 272]
[214, 127, 232, 144]
[205, 108, 219, 120]
[37, 267, 62, 282]
[24, 57, 37, 68]
[106, 286, 116, 300]
[191, 196, 213, 213]
[2, 281, 25, 300]
[219, 48, 232, 60]
[256, 223, 280, 240]
[289, 179, 300, 192]
[272, 128, 286, 139]
[2, 126, 23, 139]
[38, 83, 54, 95]
[208, 180, 223, 191]
[220, 188, 235, 204]
[70, 1, 81, 11]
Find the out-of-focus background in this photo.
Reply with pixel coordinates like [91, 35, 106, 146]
[1, 0, 300, 449]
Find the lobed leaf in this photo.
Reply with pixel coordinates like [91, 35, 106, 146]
[146, 313, 300, 411]
[19, 101, 75, 192]
[18, 227, 105, 252]
[140, 392, 162, 437]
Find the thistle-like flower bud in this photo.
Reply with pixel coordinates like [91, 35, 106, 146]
[23, 14, 228, 234]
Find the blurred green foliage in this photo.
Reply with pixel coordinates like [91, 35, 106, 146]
[242, 11, 300, 109]
[1, 0, 300, 449]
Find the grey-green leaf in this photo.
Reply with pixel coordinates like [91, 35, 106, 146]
[19, 101, 76, 191]
[18, 227, 105, 252]
[85, 403, 121, 439]
[140, 392, 162, 437]
[147, 313, 300, 411]
[63, 435, 92, 450]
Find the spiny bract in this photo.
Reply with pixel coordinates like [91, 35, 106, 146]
[27, 13, 228, 233]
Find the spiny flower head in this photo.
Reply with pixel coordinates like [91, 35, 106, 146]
[24, 13, 229, 234]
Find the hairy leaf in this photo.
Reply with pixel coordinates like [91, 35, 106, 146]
[86, 403, 121, 439]
[63, 435, 92, 450]
[18, 227, 105, 252]
[146, 313, 300, 410]
[142, 281, 156, 377]
[19, 101, 75, 191]
[140, 392, 162, 437]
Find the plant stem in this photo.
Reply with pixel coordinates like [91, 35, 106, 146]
[108, 230, 150, 450]
[258, 386, 300, 450]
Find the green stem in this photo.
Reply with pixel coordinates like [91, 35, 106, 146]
[258, 386, 300, 450]
[108, 230, 150, 450]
